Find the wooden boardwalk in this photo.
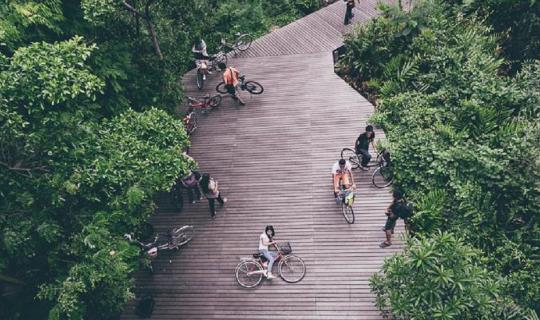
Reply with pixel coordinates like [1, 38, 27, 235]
[122, 1, 404, 319]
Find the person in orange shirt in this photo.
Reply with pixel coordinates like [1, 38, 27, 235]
[218, 62, 245, 105]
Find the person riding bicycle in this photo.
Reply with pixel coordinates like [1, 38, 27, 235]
[355, 125, 376, 170]
[259, 225, 277, 279]
[332, 159, 356, 204]
[192, 37, 210, 80]
[217, 62, 245, 105]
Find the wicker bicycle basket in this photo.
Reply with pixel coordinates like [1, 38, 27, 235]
[278, 242, 292, 255]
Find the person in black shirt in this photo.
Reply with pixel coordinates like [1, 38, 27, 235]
[380, 191, 412, 248]
[355, 125, 376, 169]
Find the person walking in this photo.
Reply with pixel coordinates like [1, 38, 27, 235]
[199, 173, 227, 218]
[344, 0, 357, 25]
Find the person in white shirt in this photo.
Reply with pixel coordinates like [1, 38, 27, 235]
[199, 173, 227, 218]
[332, 159, 355, 203]
[259, 225, 277, 279]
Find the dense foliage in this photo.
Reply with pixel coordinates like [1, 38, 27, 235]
[444, 0, 540, 73]
[0, 0, 321, 319]
[340, 0, 540, 317]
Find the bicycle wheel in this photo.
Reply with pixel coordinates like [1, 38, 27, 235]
[235, 260, 263, 288]
[209, 95, 222, 108]
[216, 82, 227, 94]
[342, 202, 355, 224]
[340, 148, 360, 169]
[244, 81, 264, 94]
[171, 225, 194, 247]
[196, 70, 204, 90]
[234, 34, 253, 51]
[372, 166, 394, 188]
[211, 53, 227, 70]
[278, 255, 306, 283]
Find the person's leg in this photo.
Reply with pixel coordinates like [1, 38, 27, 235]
[261, 250, 276, 277]
[208, 198, 216, 217]
[234, 87, 245, 105]
[333, 174, 342, 204]
[186, 186, 195, 203]
[380, 217, 396, 247]
[193, 185, 202, 200]
[358, 149, 372, 167]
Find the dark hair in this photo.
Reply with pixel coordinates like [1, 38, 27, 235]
[339, 159, 346, 165]
[392, 190, 404, 201]
[366, 125, 374, 132]
[199, 173, 211, 194]
[218, 62, 227, 70]
[265, 225, 275, 240]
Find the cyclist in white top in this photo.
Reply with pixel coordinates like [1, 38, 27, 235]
[332, 159, 355, 203]
[259, 225, 277, 279]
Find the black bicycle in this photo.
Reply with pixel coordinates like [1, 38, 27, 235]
[216, 75, 264, 95]
[371, 149, 394, 188]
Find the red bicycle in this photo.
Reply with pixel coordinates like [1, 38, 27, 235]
[187, 94, 222, 114]
[234, 242, 306, 288]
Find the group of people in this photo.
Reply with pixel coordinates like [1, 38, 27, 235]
[331, 125, 376, 201]
[331, 125, 411, 248]
[192, 37, 245, 105]
[173, 170, 227, 218]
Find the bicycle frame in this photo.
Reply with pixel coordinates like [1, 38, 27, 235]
[246, 245, 285, 276]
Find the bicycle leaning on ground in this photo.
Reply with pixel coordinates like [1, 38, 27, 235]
[235, 242, 306, 288]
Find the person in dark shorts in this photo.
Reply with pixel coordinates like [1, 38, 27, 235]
[355, 125, 376, 170]
[380, 191, 412, 248]
[217, 62, 245, 105]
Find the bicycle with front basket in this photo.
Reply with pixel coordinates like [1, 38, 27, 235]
[235, 242, 306, 288]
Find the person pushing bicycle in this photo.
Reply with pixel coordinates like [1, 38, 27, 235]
[218, 62, 245, 105]
[332, 159, 356, 204]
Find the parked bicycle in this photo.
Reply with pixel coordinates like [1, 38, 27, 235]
[218, 32, 253, 55]
[341, 147, 394, 188]
[235, 242, 306, 288]
[124, 225, 194, 273]
[187, 94, 222, 114]
[338, 185, 355, 224]
[216, 75, 264, 95]
[371, 149, 393, 188]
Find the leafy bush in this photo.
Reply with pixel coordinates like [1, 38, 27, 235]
[341, 0, 540, 316]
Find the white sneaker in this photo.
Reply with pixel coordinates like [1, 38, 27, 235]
[266, 273, 276, 280]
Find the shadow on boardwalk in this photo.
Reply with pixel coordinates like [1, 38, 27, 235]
[122, 1, 404, 319]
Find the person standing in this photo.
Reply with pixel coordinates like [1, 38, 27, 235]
[355, 125, 376, 169]
[380, 191, 412, 248]
[180, 170, 202, 204]
[344, 0, 357, 25]
[199, 173, 227, 218]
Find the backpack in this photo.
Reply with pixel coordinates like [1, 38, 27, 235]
[396, 202, 413, 219]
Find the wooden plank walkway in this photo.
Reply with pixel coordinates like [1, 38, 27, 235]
[122, 2, 404, 319]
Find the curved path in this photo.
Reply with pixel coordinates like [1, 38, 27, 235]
[123, 1, 404, 319]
